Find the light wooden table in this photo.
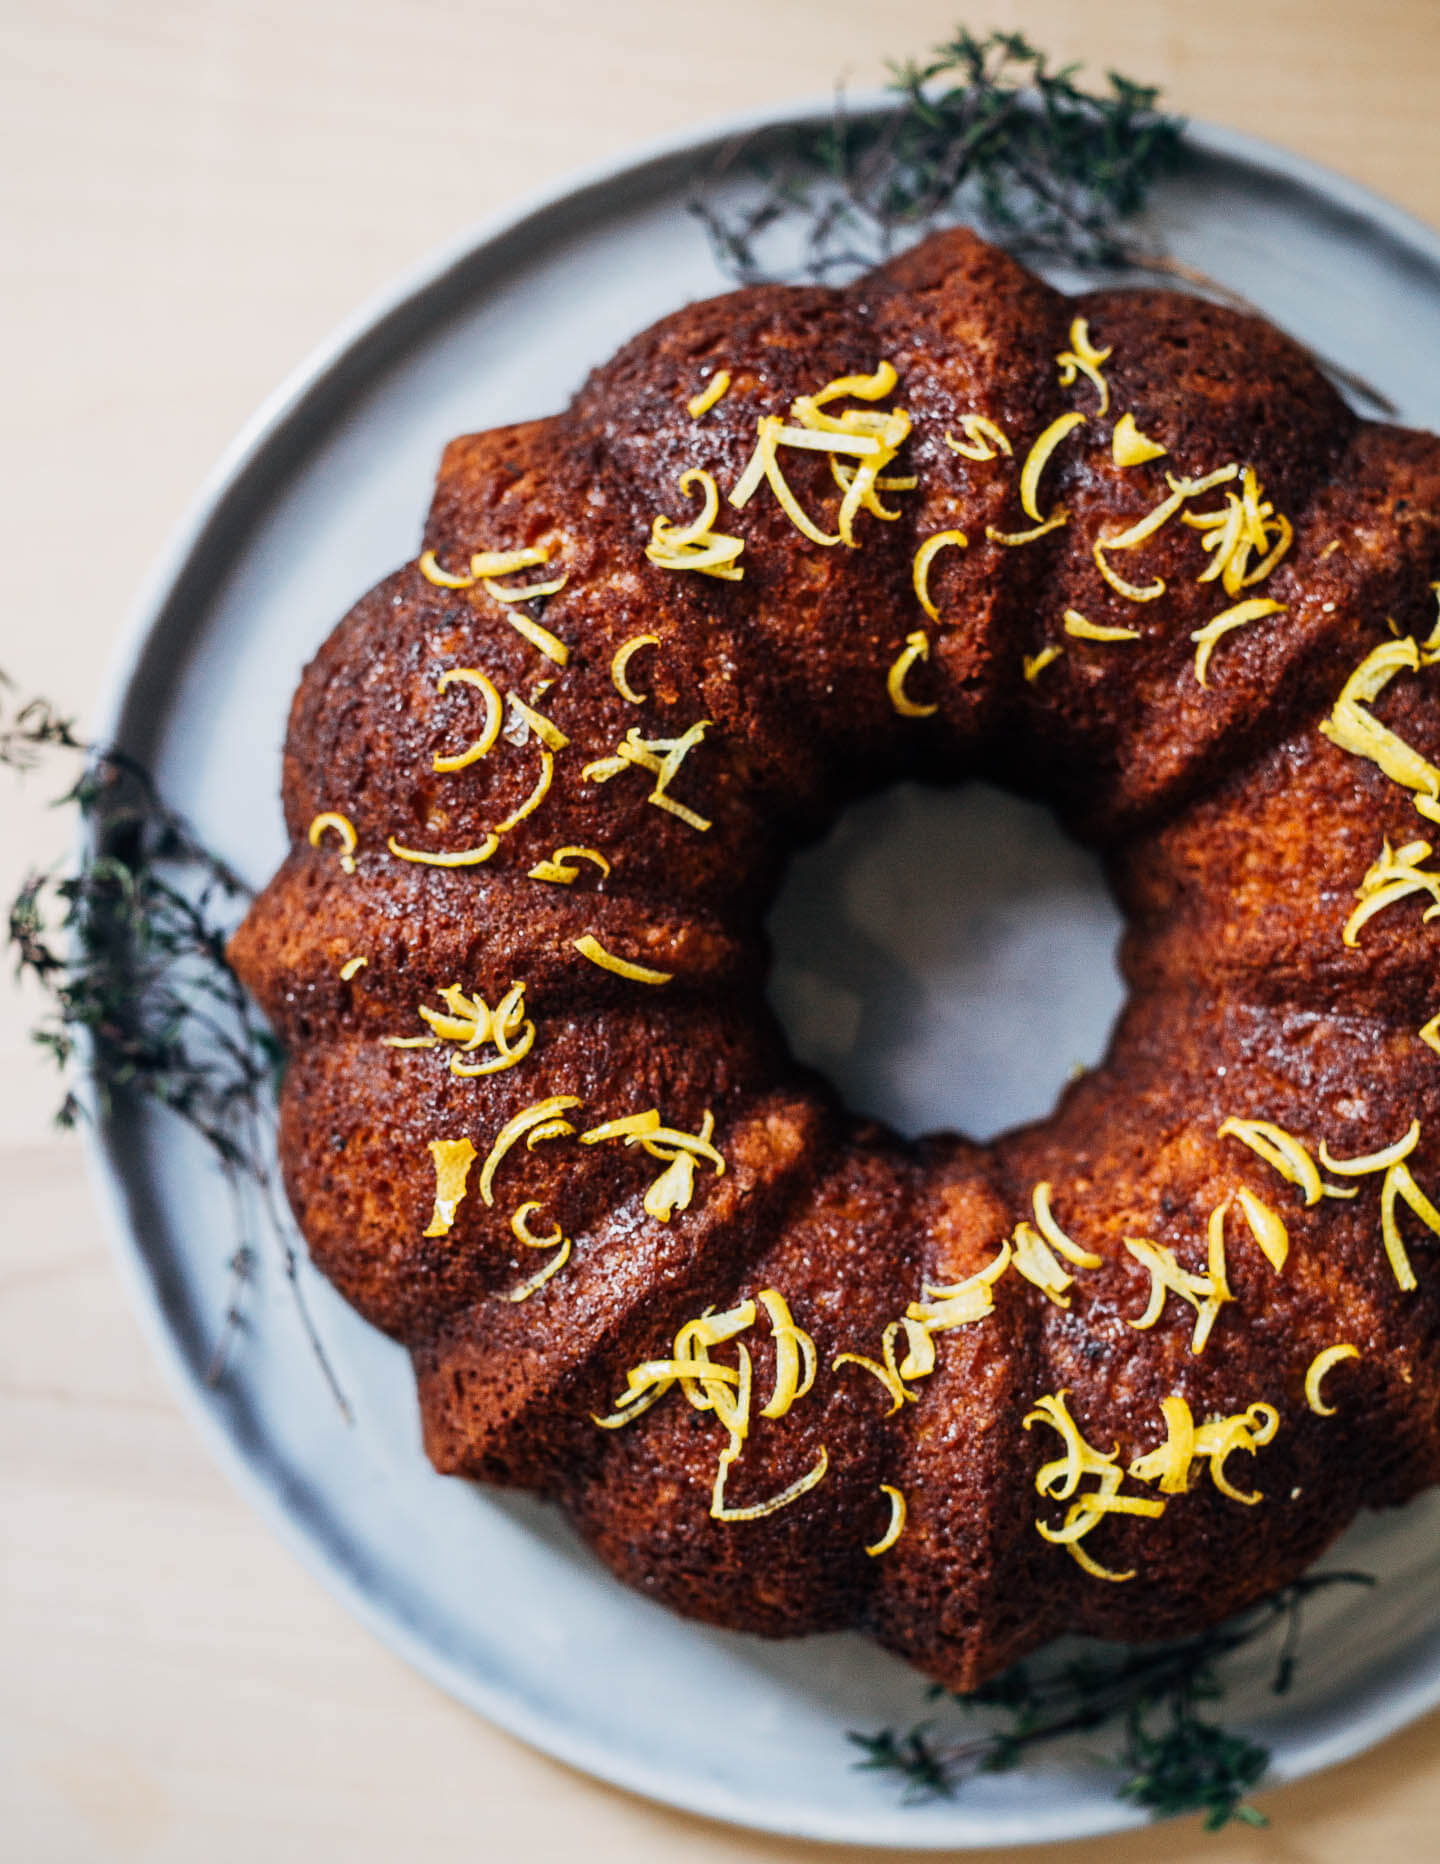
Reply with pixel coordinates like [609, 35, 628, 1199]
[4, 2, 1440, 1858]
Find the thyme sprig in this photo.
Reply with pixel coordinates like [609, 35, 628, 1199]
[691, 30, 1185, 285]
[850, 1571, 1374, 1828]
[4, 675, 349, 1416]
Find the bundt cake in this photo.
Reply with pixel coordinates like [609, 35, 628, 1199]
[228, 226, 1440, 1692]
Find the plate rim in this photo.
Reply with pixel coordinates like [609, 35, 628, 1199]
[82, 91, 1440, 1848]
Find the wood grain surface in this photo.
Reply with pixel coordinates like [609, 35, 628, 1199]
[4, 2, 1440, 1857]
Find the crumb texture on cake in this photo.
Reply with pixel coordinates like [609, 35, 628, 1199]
[229, 228, 1440, 1691]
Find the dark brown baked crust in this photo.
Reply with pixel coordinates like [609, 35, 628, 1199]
[229, 228, 1440, 1690]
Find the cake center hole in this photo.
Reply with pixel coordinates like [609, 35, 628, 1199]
[765, 782, 1126, 1144]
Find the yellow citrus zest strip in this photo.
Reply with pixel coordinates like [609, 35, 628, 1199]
[1193, 1403, 1279, 1505]
[527, 845, 610, 885]
[447, 987, 535, 1078]
[491, 748, 553, 835]
[638, 1120, 719, 1168]
[1055, 317, 1112, 413]
[944, 414, 1013, 461]
[611, 633, 660, 705]
[833, 1321, 917, 1416]
[419, 549, 474, 588]
[581, 1108, 724, 1222]
[1127, 1394, 1198, 1495]
[1319, 636, 1440, 824]
[640, 1148, 719, 1237]
[423, 1137, 477, 1238]
[630, 1115, 725, 1172]
[590, 1296, 755, 1431]
[1219, 1115, 1354, 1205]
[845, 1245, 1012, 1411]
[1420, 1011, 1440, 1055]
[1190, 597, 1286, 687]
[1023, 645, 1063, 682]
[1065, 1539, 1138, 1584]
[1112, 412, 1167, 467]
[510, 1201, 563, 1249]
[1100, 483, 1189, 550]
[1343, 838, 1440, 946]
[1088, 465, 1235, 602]
[469, 547, 552, 580]
[1305, 1344, 1359, 1416]
[1064, 608, 1141, 642]
[1025, 1389, 1164, 1583]
[582, 721, 713, 831]
[1183, 465, 1293, 596]
[1124, 1222, 1232, 1355]
[757, 1287, 818, 1419]
[986, 511, 1070, 547]
[502, 1236, 571, 1303]
[419, 548, 480, 585]
[1319, 1120, 1422, 1177]
[1380, 1155, 1440, 1292]
[1018, 410, 1085, 523]
[1095, 540, 1162, 603]
[900, 1241, 1011, 1379]
[484, 573, 568, 604]
[729, 363, 911, 549]
[1026, 1389, 1120, 1502]
[391, 981, 534, 1076]
[646, 468, 745, 581]
[387, 833, 500, 867]
[912, 530, 969, 622]
[1128, 1396, 1279, 1503]
[788, 364, 913, 548]
[506, 692, 569, 752]
[338, 955, 367, 981]
[580, 1110, 663, 1144]
[519, 1116, 569, 1150]
[865, 1484, 907, 1556]
[796, 360, 898, 415]
[1032, 1183, 1103, 1269]
[1011, 1221, 1074, 1307]
[887, 631, 939, 718]
[1092, 542, 1166, 604]
[476, 1095, 583, 1207]
[591, 1361, 737, 1431]
[308, 811, 358, 874]
[1232, 1187, 1289, 1273]
[592, 1294, 824, 1520]
[418, 988, 492, 1046]
[432, 668, 504, 772]
[572, 935, 672, 985]
[728, 417, 844, 546]
[641, 1154, 695, 1223]
[500, 609, 570, 667]
[711, 1445, 829, 1521]
[1169, 464, 1242, 498]
[830, 454, 916, 522]
[687, 370, 731, 419]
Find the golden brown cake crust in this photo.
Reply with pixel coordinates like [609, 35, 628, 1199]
[228, 227, 1440, 1691]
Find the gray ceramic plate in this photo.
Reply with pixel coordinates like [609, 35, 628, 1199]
[90, 96, 1440, 1847]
